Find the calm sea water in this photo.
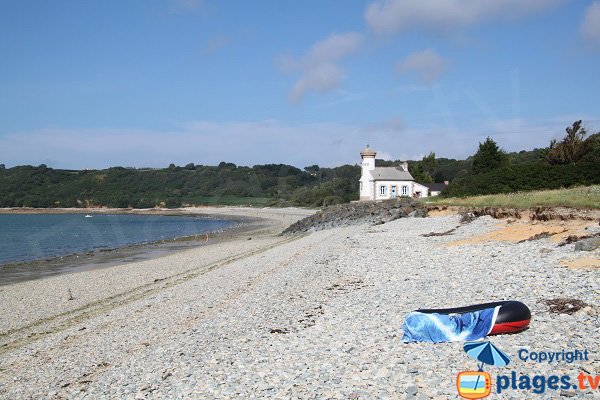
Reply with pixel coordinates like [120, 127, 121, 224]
[0, 214, 234, 265]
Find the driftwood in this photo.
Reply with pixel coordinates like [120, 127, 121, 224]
[421, 226, 459, 237]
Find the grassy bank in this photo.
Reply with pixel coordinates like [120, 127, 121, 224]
[425, 185, 600, 209]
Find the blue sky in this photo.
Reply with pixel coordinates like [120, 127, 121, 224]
[1, 0, 599, 169]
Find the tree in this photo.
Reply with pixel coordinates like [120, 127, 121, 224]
[408, 153, 436, 183]
[544, 120, 588, 165]
[0, 164, 5, 170]
[218, 161, 237, 169]
[471, 137, 509, 174]
[581, 133, 600, 163]
[421, 152, 437, 176]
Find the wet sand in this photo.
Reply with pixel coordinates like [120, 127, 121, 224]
[0, 206, 314, 336]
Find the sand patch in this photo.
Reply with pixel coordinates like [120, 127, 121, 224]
[561, 257, 600, 269]
[427, 208, 458, 217]
[447, 220, 594, 247]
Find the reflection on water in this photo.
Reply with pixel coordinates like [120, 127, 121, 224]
[0, 214, 233, 265]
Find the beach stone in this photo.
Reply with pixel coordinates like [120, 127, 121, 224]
[560, 390, 577, 397]
[0, 213, 598, 399]
[405, 385, 418, 396]
[574, 237, 600, 251]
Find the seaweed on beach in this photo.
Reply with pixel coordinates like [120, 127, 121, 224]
[542, 298, 589, 314]
[516, 228, 569, 243]
[421, 226, 459, 237]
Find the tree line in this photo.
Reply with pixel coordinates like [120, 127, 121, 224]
[1, 121, 598, 208]
[443, 120, 600, 196]
[0, 163, 361, 208]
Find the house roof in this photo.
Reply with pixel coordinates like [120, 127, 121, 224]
[424, 182, 448, 192]
[371, 167, 414, 181]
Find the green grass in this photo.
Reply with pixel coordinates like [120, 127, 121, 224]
[424, 185, 600, 209]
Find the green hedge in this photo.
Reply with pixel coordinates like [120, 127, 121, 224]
[443, 162, 600, 197]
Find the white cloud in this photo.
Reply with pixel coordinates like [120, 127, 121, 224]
[304, 32, 364, 65]
[289, 63, 344, 103]
[2, 117, 590, 169]
[397, 49, 448, 84]
[581, 1, 600, 48]
[278, 32, 363, 103]
[365, 0, 565, 34]
[0, 122, 363, 169]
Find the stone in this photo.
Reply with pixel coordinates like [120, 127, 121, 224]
[574, 237, 600, 251]
[405, 385, 418, 396]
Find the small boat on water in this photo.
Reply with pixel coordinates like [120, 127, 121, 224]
[84, 214, 93, 218]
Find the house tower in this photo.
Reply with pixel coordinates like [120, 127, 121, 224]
[359, 145, 376, 200]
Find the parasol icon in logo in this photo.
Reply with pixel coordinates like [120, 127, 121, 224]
[457, 340, 511, 399]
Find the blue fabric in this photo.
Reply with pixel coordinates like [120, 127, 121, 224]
[402, 307, 496, 343]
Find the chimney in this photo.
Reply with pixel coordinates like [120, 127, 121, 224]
[401, 161, 408, 172]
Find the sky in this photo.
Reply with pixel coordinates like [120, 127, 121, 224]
[1, 0, 600, 169]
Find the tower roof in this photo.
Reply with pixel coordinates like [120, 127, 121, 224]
[360, 144, 376, 157]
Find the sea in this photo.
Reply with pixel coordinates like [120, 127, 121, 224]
[0, 213, 234, 266]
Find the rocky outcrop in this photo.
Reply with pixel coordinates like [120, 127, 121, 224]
[446, 206, 600, 221]
[457, 207, 523, 219]
[575, 237, 600, 251]
[282, 198, 427, 234]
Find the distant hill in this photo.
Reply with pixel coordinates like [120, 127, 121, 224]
[1, 127, 599, 208]
[0, 163, 360, 208]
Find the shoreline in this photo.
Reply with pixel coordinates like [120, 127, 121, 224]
[0, 207, 314, 335]
[0, 213, 597, 398]
[0, 207, 306, 286]
[0, 215, 261, 286]
[0, 206, 277, 215]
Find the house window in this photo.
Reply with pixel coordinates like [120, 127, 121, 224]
[379, 185, 386, 195]
[402, 185, 408, 196]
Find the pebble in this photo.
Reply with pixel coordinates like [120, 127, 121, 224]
[0, 215, 598, 399]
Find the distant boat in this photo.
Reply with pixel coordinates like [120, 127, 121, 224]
[84, 214, 93, 218]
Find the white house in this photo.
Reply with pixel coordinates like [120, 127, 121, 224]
[359, 145, 431, 201]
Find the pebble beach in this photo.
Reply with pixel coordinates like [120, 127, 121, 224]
[0, 208, 599, 399]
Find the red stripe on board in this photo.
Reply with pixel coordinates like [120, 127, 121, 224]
[489, 319, 530, 335]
